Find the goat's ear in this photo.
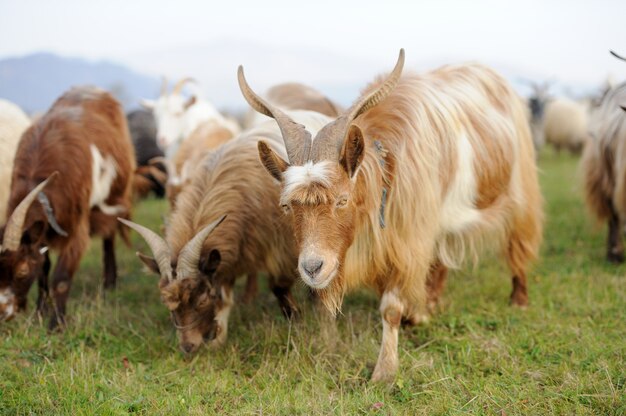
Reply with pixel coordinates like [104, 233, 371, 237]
[140, 99, 155, 110]
[200, 249, 221, 278]
[137, 251, 160, 274]
[258, 141, 289, 181]
[183, 96, 196, 110]
[340, 125, 365, 178]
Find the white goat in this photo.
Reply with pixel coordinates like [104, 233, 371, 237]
[141, 78, 239, 159]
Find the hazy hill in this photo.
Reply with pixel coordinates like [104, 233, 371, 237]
[0, 52, 160, 113]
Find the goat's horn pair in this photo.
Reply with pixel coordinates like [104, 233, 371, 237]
[238, 49, 405, 163]
[172, 77, 196, 96]
[118, 215, 226, 280]
[1, 172, 59, 252]
[238, 67, 312, 165]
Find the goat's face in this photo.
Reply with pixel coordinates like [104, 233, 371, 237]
[147, 94, 196, 151]
[0, 240, 46, 321]
[258, 125, 366, 291]
[136, 247, 224, 354]
[158, 275, 226, 355]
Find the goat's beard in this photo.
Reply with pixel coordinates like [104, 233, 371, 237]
[316, 269, 346, 317]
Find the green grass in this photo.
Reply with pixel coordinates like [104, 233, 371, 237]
[1, 152, 625, 415]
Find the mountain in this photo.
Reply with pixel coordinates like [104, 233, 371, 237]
[0, 52, 160, 113]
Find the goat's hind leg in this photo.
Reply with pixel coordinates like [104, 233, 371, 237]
[607, 208, 624, 263]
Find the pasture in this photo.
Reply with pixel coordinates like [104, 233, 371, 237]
[1, 151, 624, 415]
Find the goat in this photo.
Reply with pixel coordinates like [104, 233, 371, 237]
[582, 81, 626, 262]
[0, 99, 31, 225]
[241, 49, 543, 382]
[120, 111, 331, 353]
[543, 98, 589, 154]
[0, 87, 135, 329]
[141, 78, 239, 159]
[127, 109, 168, 199]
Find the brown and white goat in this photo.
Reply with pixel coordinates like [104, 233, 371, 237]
[241, 49, 543, 381]
[582, 81, 626, 262]
[120, 111, 331, 354]
[0, 87, 135, 328]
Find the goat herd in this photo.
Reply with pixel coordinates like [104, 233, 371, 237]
[0, 49, 625, 383]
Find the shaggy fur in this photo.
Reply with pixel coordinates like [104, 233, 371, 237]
[0, 99, 31, 225]
[1, 87, 135, 328]
[258, 61, 543, 381]
[582, 82, 626, 262]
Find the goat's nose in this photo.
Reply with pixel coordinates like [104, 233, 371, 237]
[158, 137, 167, 147]
[181, 342, 195, 354]
[301, 258, 323, 279]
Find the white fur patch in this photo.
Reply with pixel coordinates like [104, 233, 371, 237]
[0, 288, 12, 305]
[0, 288, 15, 319]
[283, 161, 334, 198]
[89, 145, 125, 215]
[440, 133, 480, 233]
[213, 287, 234, 344]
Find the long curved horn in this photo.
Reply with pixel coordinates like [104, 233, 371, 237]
[238, 66, 312, 164]
[176, 215, 226, 279]
[171, 77, 196, 96]
[346, 48, 405, 121]
[310, 49, 405, 162]
[610, 50, 626, 62]
[1, 172, 59, 252]
[160, 76, 169, 96]
[37, 192, 68, 237]
[118, 218, 173, 280]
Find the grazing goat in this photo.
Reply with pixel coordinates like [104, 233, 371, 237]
[127, 109, 168, 199]
[120, 111, 331, 353]
[0, 99, 31, 225]
[141, 78, 239, 158]
[582, 81, 626, 262]
[241, 49, 543, 381]
[0, 87, 135, 328]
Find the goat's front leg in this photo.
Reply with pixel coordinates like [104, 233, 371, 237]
[371, 290, 404, 382]
[210, 285, 234, 348]
[36, 251, 52, 316]
[103, 235, 117, 289]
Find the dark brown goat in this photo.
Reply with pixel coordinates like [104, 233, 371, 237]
[0, 86, 135, 329]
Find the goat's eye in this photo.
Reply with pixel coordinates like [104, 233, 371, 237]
[281, 204, 290, 213]
[336, 197, 348, 208]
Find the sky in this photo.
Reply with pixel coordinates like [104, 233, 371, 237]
[1, 0, 625, 101]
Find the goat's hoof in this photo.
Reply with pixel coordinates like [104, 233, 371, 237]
[607, 251, 625, 264]
[371, 365, 397, 383]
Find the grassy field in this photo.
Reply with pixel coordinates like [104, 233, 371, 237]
[1, 152, 624, 415]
